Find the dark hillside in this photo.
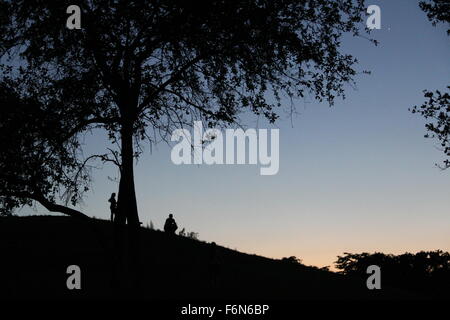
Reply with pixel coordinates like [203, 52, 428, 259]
[0, 216, 422, 300]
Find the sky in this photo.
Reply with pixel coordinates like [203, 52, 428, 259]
[20, 0, 450, 269]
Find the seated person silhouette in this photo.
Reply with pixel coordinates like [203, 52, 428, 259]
[164, 214, 178, 235]
[108, 193, 117, 222]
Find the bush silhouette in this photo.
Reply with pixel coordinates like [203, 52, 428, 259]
[281, 256, 303, 265]
[178, 228, 200, 241]
[335, 250, 450, 298]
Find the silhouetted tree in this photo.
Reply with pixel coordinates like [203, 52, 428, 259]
[1, 0, 370, 224]
[411, 88, 450, 169]
[1, 1, 373, 292]
[335, 250, 450, 298]
[411, 1, 450, 169]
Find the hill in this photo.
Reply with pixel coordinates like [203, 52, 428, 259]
[0, 216, 422, 300]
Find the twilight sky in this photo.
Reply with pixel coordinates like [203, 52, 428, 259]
[21, 0, 450, 269]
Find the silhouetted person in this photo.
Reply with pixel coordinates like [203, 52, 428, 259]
[164, 214, 178, 235]
[108, 193, 117, 222]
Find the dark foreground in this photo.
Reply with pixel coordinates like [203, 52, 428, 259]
[0, 216, 423, 300]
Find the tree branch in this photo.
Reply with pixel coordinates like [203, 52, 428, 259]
[7, 191, 90, 220]
[61, 116, 120, 142]
[139, 53, 211, 111]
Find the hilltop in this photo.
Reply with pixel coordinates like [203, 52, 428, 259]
[0, 216, 421, 300]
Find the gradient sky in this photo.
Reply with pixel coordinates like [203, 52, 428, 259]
[20, 0, 450, 269]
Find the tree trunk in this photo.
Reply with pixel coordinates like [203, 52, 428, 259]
[117, 123, 139, 227]
[112, 121, 142, 295]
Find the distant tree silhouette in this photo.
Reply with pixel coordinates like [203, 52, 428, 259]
[1, 0, 371, 224]
[411, 1, 450, 169]
[281, 256, 303, 265]
[335, 250, 450, 298]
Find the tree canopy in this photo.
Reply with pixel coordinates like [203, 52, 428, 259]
[411, 88, 450, 169]
[411, 0, 450, 169]
[335, 251, 450, 298]
[0, 0, 370, 222]
[419, 0, 450, 35]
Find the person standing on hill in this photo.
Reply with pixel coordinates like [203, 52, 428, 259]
[164, 214, 178, 235]
[108, 193, 117, 222]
